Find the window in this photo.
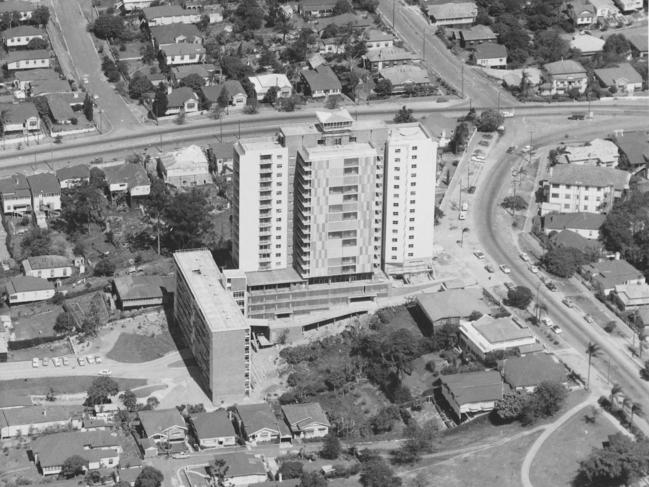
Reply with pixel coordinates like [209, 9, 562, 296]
[393, 185, 400, 189]
[411, 146, 417, 150]
[392, 238, 397, 242]
[393, 202, 399, 207]
[276, 217, 282, 222]
[409, 217, 415, 221]
[564, 204, 570, 209]
[392, 211, 398, 216]
[411, 164, 417, 169]
[410, 182, 416, 186]
[411, 155, 417, 159]
[409, 235, 414, 239]
[393, 220, 398, 225]
[395, 149, 401, 153]
[551, 193, 560, 198]
[408, 244, 414, 248]
[409, 226, 414, 231]
[409, 200, 415, 204]
[275, 244, 281, 248]
[391, 247, 397, 251]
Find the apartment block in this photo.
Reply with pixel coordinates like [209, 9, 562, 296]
[173, 249, 250, 404]
[233, 138, 289, 272]
[383, 124, 437, 276]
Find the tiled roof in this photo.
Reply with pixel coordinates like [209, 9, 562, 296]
[27, 172, 60, 195]
[213, 452, 266, 477]
[138, 409, 187, 436]
[427, 1, 478, 20]
[143, 5, 186, 18]
[442, 371, 504, 405]
[548, 164, 630, 190]
[364, 46, 416, 63]
[191, 410, 236, 439]
[502, 355, 567, 389]
[282, 402, 330, 430]
[56, 164, 90, 182]
[202, 80, 246, 102]
[475, 42, 507, 60]
[0, 173, 29, 198]
[6, 275, 54, 293]
[162, 43, 205, 57]
[103, 163, 150, 189]
[45, 94, 75, 122]
[594, 62, 642, 86]
[3, 25, 43, 38]
[551, 229, 602, 253]
[236, 403, 288, 436]
[113, 276, 165, 301]
[24, 255, 70, 270]
[379, 65, 430, 85]
[6, 49, 49, 64]
[459, 25, 496, 42]
[544, 59, 586, 76]
[0, 102, 39, 124]
[150, 23, 202, 45]
[613, 131, 649, 166]
[301, 65, 342, 92]
[167, 86, 197, 108]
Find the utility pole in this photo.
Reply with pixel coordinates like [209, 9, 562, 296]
[497, 91, 501, 113]
[423, 28, 426, 61]
[528, 131, 534, 166]
[458, 180, 462, 210]
[392, 0, 395, 27]
[461, 64, 464, 98]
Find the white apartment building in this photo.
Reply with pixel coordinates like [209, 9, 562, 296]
[233, 138, 289, 272]
[614, 0, 642, 11]
[383, 124, 437, 276]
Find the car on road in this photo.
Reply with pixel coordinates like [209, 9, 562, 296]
[499, 264, 511, 274]
[86, 355, 95, 365]
[529, 265, 539, 274]
[584, 314, 594, 324]
[562, 297, 574, 308]
[172, 452, 189, 459]
[541, 317, 554, 327]
[461, 202, 469, 211]
[485, 264, 495, 273]
[32, 358, 39, 368]
[473, 250, 485, 260]
[62, 357, 69, 366]
[501, 111, 514, 118]
[506, 146, 516, 153]
[77, 356, 86, 366]
[505, 282, 516, 290]
[520, 252, 529, 262]
[459, 211, 467, 220]
[95, 356, 102, 364]
[552, 325, 563, 334]
[545, 280, 557, 291]
[53, 357, 61, 367]
[478, 140, 489, 147]
[482, 133, 494, 139]
[468, 185, 476, 194]
[98, 369, 112, 376]
[521, 145, 532, 153]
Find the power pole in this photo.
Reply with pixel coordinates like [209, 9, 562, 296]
[528, 131, 534, 165]
[392, 0, 395, 27]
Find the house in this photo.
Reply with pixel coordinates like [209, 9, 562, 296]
[157, 144, 211, 187]
[27, 172, 61, 212]
[624, 31, 648, 58]
[614, 0, 643, 12]
[234, 403, 292, 444]
[301, 65, 342, 98]
[543, 212, 605, 239]
[364, 29, 395, 50]
[102, 163, 151, 198]
[5, 49, 50, 71]
[22, 255, 72, 280]
[440, 371, 505, 421]
[112, 276, 168, 309]
[5, 276, 55, 304]
[56, 164, 90, 189]
[208, 141, 235, 176]
[419, 114, 457, 148]
[44, 94, 77, 124]
[318, 37, 346, 55]
[166, 87, 199, 115]
[378, 65, 432, 94]
[202, 81, 247, 109]
[550, 229, 603, 254]
[202, 4, 224, 23]
[211, 453, 268, 486]
[249, 74, 293, 101]
[541, 165, 630, 214]
[426, 1, 478, 26]
[459, 315, 539, 360]
[473, 42, 507, 68]
[281, 403, 330, 439]
[363, 47, 417, 71]
[3, 26, 45, 48]
[191, 410, 237, 448]
[502, 355, 568, 392]
[0, 1, 36, 21]
[13, 68, 60, 92]
[415, 288, 494, 333]
[581, 258, 646, 295]
[0, 102, 40, 133]
[595, 63, 643, 94]
[566, 0, 596, 25]
[0, 173, 31, 214]
[312, 13, 373, 34]
[142, 5, 200, 26]
[543, 60, 588, 95]
[0, 405, 83, 439]
[457, 25, 496, 47]
[150, 24, 203, 49]
[138, 409, 187, 445]
[26, 78, 71, 97]
[121, 0, 155, 11]
[172, 64, 216, 87]
[613, 131, 649, 168]
[94, 403, 121, 422]
[587, 0, 617, 17]
[162, 44, 206, 65]
[557, 138, 621, 167]
[299, 0, 337, 18]
[614, 283, 649, 309]
[570, 33, 605, 57]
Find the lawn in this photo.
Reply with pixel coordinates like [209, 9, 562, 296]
[133, 384, 168, 398]
[106, 330, 176, 363]
[529, 405, 620, 487]
[0, 376, 147, 398]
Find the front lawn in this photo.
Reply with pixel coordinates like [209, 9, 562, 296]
[0, 376, 147, 399]
[106, 330, 176, 363]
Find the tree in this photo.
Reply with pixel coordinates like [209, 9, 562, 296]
[262, 86, 279, 104]
[61, 182, 108, 234]
[120, 390, 138, 412]
[91, 15, 125, 41]
[602, 34, 631, 63]
[640, 360, 649, 380]
[20, 228, 52, 257]
[152, 82, 168, 118]
[393, 106, 415, 123]
[141, 43, 157, 65]
[358, 0, 379, 12]
[145, 396, 160, 410]
[585, 342, 600, 390]
[181, 73, 205, 92]
[450, 122, 470, 154]
[207, 458, 228, 487]
[135, 467, 164, 487]
[61, 455, 87, 478]
[320, 432, 341, 459]
[534, 29, 571, 63]
[541, 247, 589, 278]
[374, 78, 392, 97]
[26, 37, 48, 50]
[334, 0, 353, 14]
[521, 380, 567, 424]
[505, 286, 533, 310]
[234, 0, 265, 31]
[501, 195, 528, 211]
[370, 406, 400, 434]
[83, 93, 94, 122]
[434, 206, 444, 225]
[476, 109, 504, 132]
[162, 188, 214, 250]
[30, 5, 50, 26]
[94, 257, 115, 276]
[360, 458, 402, 487]
[278, 461, 304, 479]
[494, 392, 528, 422]
[86, 376, 119, 406]
[128, 74, 154, 100]
[54, 311, 76, 335]
[300, 471, 328, 487]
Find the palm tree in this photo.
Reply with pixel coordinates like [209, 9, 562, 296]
[610, 383, 623, 409]
[630, 401, 643, 424]
[585, 342, 600, 390]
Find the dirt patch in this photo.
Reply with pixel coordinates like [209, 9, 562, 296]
[133, 384, 168, 398]
[106, 330, 175, 363]
[7, 338, 73, 363]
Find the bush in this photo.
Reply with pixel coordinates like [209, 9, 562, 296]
[94, 257, 115, 276]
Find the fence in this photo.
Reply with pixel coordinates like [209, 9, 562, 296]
[8, 334, 62, 350]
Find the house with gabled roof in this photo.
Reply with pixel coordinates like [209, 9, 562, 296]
[300, 65, 342, 98]
[142, 5, 200, 26]
[426, 1, 477, 26]
[191, 410, 237, 448]
[363, 46, 418, 71]
[22, 255, 72, 280]
[474, 43, 507, 68]
[5, 275, 56, 303]
[27, 172, 60, 212]
[0, 102, 40, 133]
[3, 25, 45, 48]
[543, 212, 605, 240]
[542, 59, 588, 95]
[440, 371, 505, 421]
[595, 63, 643, 94]
[234, 403, 292, 444]
[281, 402, 330, 439]
[613, 130, 649, 168]
[457, 25, 496, 47]
[162, 43, 206, 66]
[5, 49, 50, 71]
[138, 409, 187, 445]
[565, 0, 596, 26]
[581, 258, 645, 295]
[211, 453, 268, 485]
[249, 74, 293, 101]
[102, 163, 151, 197]
[166, 86, 199, 115]
[364, 29, 395, 50]
[299, 0, 337, 18]
[502, 355, 568, 392]
[150, 23, 203, 49]
[56, 164, 90, 189]
[0, 173, 31, 215]
[202, 80, 247, 110]
[112, 276, 166, 309]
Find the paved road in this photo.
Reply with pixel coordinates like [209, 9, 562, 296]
[48, 0, 140, 132]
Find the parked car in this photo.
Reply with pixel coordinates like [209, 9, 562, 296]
[62, 357, 70, 366]
[77, 356, 86, 366]
[562, 297, 574, 308]
[478, 140, 489, 147]
[474, 250, 485, 260]
[86, 355, 95, 365]
[53, 357, 61, 367]
[459, 211, 467, 220]
[499, 264, 511, 274]
[485, 264, 495, 273]
[172, 452, 189, 459]
[520, 252, 529, 262]
[545, 281, 557, 291]
[32, 358, 40, 368]
[95, 355, 102, 364]
[41, 358, 49, 367]
[552, 325, 563, 334]
[467, 185, 476, 194]
[483, 133, 494, 139]
[541, 317, 554, 327]
[98, 369, 112, 376]
[506, 146, 516, 153]
[584, 314, 594, 324]
[461, 202, 469, 211]
[529, 265, 539, 274]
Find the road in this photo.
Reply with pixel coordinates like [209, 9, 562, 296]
[377, 0, 517, 107]
[48, 0, 140, 132]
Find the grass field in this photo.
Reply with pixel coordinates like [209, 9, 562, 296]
[134, 384, 168, 398]
[0, 376, 147, 398]
[529, 405, 620, 487]
[106, 330, 176, 363]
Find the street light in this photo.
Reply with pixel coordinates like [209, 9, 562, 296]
[460, 227, 469, 247]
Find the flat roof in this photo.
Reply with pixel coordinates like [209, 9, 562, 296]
[173, 249, 248, 332]
[300, 142, 375, 160]
[472, 316, 534, 343]
[416, 288, 492, 323]
[245, 267, 303, 287]
[235, 137, 283, 153]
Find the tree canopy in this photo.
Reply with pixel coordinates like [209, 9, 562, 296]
[162, 188, 215, 250]
[320, 432, 341, 459]
[61, 182, 108, 234]
[501, 195, 528, 211]
[476, 109, 504, 132]
[61, 455, 87, 478]
[20, 227, 53, 257]
[393, 106, 415, 123]
[234, 0, 265, 31]
[86, 376, 119, 406]
[541, 246, 590, 278]
[54, 311, 76, 335]
[92, 15, 126, 41]
[128, 74, 154, 100]
[152, 83, 168, 118]
[505, 286, 533, 310]
[359, 457, 402, 487]
[135, 467, 164, 487]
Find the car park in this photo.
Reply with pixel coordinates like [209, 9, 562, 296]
[584, 314, 594, 324]
[32, 358, 40, 368]
[499, 264, 511, 274]
[474, 250, 485, 260]
[552, 325, 563, 334]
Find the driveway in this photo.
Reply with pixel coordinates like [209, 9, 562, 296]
[48, 0, 140, 132]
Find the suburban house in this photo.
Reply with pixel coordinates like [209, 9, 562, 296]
[543, 212, 605, 239]
[550, 229, 603, 255]
[378, 65, 432, 94]
[440, 371, 505, 421]
[112, 276, 168, 309]
[172, 64, 216, 86]
[22, 255, 72, 280]
[581, 258, 646, 295]
[588, 0, 616, 17]
[162, 44, 206, 65]
[0, 1, 36, 21]
[191, 410, 237, 448]
[613, 131, 649, 168]
[166, 87, 199, 115]
[614, 0, 643, 11]
[234, 403, 292, 444]
[426, 1, 478, 26]
[459, 315, 540, 360]
[318, 37, 346, 55]
[566, 0, 596, 25]
[0, 405, 83, 439]
[542, 60, 588, 95]
[300, 65, 342, 98]
[201, 4, 224, 23]
[281, 403, 330, 439]
[299, 0, 337, 18]
[157, 144, 211, 188]
[624, 31, 647, 58]
[44, 94, 77, 125]
[595, 63, 643, 94]
[570, 33, 605, 57]
[56, 164, 90, 189]
[249, 74, 293, 101]
[502, 355, 568, 393]
[121, 0, 155, 11]
[541, 165, 630, 215]
[3, 26, 45, 48]
[211, 453, 268, 486]
[363, 46, 417, 72]
[473, 43, 507, 68]
[150, 24, 203, 49]
[202, 80, 247, 109]
[138, 409, 188, 445]
[614, 282, 649, 309]
[0, 102, 41, 133]
[208, 141, 235, 175]
[416, 288, 494, 333]
[5, 276, 56, 304]
[457, 25, 497, 47]
[5, 49, 50, 71]
[142, 5, 200, 26]
[102, 163, 151, 198]
[27, 172, 61, 214]
[557, 138, 620, 167]
[364, 29, 395, 50]
[0, 173, 31, 215]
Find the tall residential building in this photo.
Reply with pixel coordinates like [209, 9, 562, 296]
[233, 138, 289, 272]
[173, 249, 250, 404]
[383, 124, 437, 276]
[293, 143, 381, 281]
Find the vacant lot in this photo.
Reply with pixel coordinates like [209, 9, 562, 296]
[377, 305, 422, 336]
[0, 376, 147, 398]
[106, 330, 176, 363]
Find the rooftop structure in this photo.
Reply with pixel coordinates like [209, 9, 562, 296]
[460, 315, 537, 359]
[416, 288, 494, 331]
[502, 355, 567, 392]
[440, 371, 504, 420]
